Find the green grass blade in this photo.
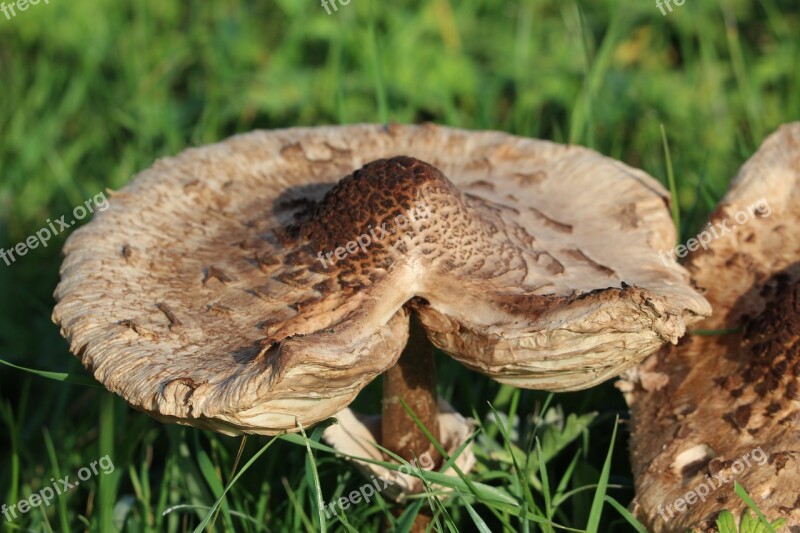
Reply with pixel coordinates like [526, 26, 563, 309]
[0, 401, 21, 523]
[298, 422, 327, 533]
[194, 444, 235, 532]
[280, 432, 529, 527]
[585, 416, 619, 532]
[553, 450, 581, 507]
[192, 435, 280, 533]
[394, 499, 426, 533]
[0, 358, 101, 388]
[604, 495, 647, 533]
[161, 504, 263, 527]
[281, 476, 316, 533]
[733, 481, 777, 533]
[536, 439, 553, 527]
[462, 496, 493, 533]
[398, 398, 517, 530]
[43, 428, 72, 533]
[98, 395, 117, 532]
[487, 402, 540, 529]
[660, 124, 681, 238]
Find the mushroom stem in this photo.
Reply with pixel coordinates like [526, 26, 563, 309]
[382, 314, 442, 469]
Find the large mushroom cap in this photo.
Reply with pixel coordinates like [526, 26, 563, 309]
[53, 124, 709, 435]
[621, 122, 800, 531]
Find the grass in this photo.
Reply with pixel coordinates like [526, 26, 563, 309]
[0, 0, 798, 531]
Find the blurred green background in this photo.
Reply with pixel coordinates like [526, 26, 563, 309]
[0, 0, 797, 531]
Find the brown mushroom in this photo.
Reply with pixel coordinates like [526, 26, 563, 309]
[619, 122, 800, 531]
[52, 124, 708, 500]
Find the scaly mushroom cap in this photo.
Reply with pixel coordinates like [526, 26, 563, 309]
[53, 124, 709, 435]
[620, 122, 800, 531]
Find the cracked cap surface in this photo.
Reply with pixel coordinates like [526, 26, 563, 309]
[53, 123, 709, 435]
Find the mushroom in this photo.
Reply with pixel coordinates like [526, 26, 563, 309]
[619, 122, 800, 531]
[52, 123, 709, 505]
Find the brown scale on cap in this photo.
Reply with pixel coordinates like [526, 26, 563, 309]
[712, 277, 800, 437]
[295, 156, 445, 254]
[739, 278, 800, 399]
[719, 277, 800, 439]
[285, 156, 514, 290]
